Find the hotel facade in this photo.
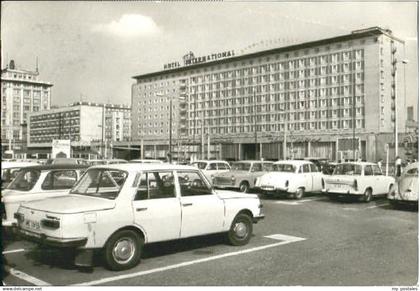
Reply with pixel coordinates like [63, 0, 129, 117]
[128, 27, 408, 162]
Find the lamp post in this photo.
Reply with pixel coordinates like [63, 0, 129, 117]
[253, 89, 258, 160]
[394, 59, 409, 158]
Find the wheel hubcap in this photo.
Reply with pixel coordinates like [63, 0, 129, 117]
[112, 238, 135, 264]
[233, 222, 248, 238]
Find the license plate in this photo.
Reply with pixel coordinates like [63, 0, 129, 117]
[24, 219, 40, 230]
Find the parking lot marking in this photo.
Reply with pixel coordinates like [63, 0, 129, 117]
[5, 266, 51, 286]
[3, 248, 26, 255]
[74, 233, 307, 286]
[343, 202, 389, 211]
[366, 202, 389, 209]
[273, 196, 326, 205]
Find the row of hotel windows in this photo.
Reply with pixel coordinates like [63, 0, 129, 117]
[30, 119, 80, 129]
[4, 72, 38, 81]
[31, 127, 80, 136]
[30, 111, 80, 121]
[30, 136, 81, 143]
[3, 82, 49, 90]
[138, 119, 365, 136]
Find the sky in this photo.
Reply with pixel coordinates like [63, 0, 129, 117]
[1, 1, 418, 116]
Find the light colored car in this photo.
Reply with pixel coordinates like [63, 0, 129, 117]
[388, 162, 418, 206]
[1, 161, 40, 189]
[2, 164, 87, 227]
[130, 159, 163, 164]
[46, 158, 88, 165]
[212, 160, 274, 193]
[15, 163, 264, 271]
[191, 160, 231, 183]
[255, 160, 324, 199]
[323, 162, 395, 202]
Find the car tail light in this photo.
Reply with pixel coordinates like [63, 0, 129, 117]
[285, 180, 289, 187]
[353, 179, 358, 191]
[321, 178, 325, 189]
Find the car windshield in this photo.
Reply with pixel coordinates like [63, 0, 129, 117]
[191, 162, 207, 170]
[7, 169, 41, 191]
[70, 168, 128, 200]
[273, 163, 296, 173]
[231, 162, 251, 171]
[333, 164, 362, 175]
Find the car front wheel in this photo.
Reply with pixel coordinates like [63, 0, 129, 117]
[361, 188, 373, 203]
[104, 230, 143, 271]
[239, 181, 250, 193]
[227, 213, 253, 246]
[294, 187, 305, 200]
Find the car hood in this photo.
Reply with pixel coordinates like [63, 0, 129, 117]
[215, 189, 258, 199]
[20, 194, 116, 214]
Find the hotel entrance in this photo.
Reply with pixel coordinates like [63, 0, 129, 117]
[241, 143, 258, 160]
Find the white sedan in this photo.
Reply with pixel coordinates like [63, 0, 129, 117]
[15, 163, 264, 271]
[255, 160, 324, 199]
[190, 160, 231, 183]
[323, 162, 395, 202]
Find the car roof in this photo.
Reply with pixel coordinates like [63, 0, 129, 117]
[274, 160, 313, 166]
[339, 162, 378, 166]
[192, 160, 229, 163]
[19, 164, 89, 171]
[404, 162, 418, 171]
[89, 163, 198, 172]
[232, 160, 273, 163]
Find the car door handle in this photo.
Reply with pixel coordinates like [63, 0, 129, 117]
[182, 203, 193, 207]
[136, 207, 148, 212]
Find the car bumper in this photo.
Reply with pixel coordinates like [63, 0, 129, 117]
[260, 185, 288, 192]
[2, 219, 16, 227]
[322, 189, 361, 195]
[17, 228, 88, 248]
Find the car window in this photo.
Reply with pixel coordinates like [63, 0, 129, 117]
[273, 164, 296, 173]
[372, 165, 383, 176]
[310, 164, 319, 172]
[7, 169, 41, 191]
[191, 162, 207, 170]
[217, 163, 229, 170]
[251, 163, 262, 172]
[333, 164, 362, 175]
[41, 170, 78, 190]
[178, 171, 212, 196]
[135, 171, 175, 200]
[364, 166, 373, 176]
[303, 164, 311, 173]
[70, 168, 127, 200]
[207, 163, 217, 170]
[262, 163, 273, 171]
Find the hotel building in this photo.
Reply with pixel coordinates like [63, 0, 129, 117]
[1, 60, 52, 157]
[130, 27, 407, 162]
[27, 101, 131, 159]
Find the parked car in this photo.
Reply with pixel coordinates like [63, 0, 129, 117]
[130, 159, 163, 164]
[255, 160, 323, 199]
[15, 163, 264, 270]
[107, 159, 128, 164]
[190, 160, 231, 183]
[388, 162, 418, 207]
[2, 164, 87, 227]
[1, 161, 40, 189]
[304, 157, 336, 175]
[322, 162, 395, 202]
[212, 160, 274, 193]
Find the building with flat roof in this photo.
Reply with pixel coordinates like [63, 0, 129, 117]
[129, 27, 410, 162]
[1, 60, 53, 158]
[27, 101, 131, 159]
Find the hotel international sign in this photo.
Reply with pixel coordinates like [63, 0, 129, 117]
[164, 50, 235, 70]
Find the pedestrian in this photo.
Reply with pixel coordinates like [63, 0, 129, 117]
[377, 159, 383, 170]
[395, 156, 402, 177]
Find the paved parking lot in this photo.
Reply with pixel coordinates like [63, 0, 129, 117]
[2, 194, 417, 286]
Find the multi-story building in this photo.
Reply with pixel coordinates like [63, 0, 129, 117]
[27, 101, 131, 159]
[130, 27, 409, 162]
[1, 60, 52, 157]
